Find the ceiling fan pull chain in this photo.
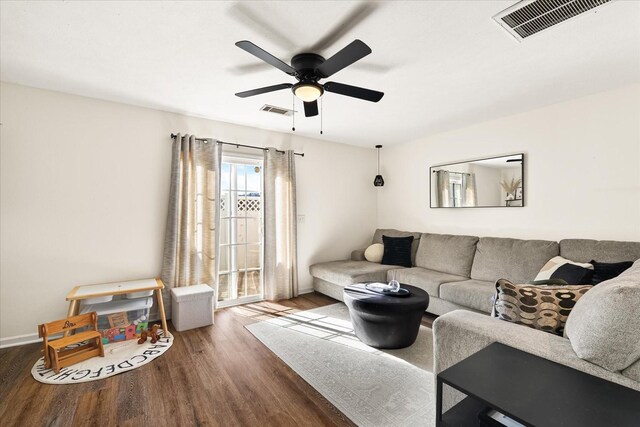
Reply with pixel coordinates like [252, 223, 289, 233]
[292, 94, 295, 132]
[320, 97, 323, 135]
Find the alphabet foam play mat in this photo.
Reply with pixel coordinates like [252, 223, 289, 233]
[32, 331, 173, 384]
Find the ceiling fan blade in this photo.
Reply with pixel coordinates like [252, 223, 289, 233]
[232, 62, 272, 74]
[303, 101, 319, 117]
[235, 41, 296, 76]
[323, 82, 384, 102]
[350, 63, 393, 74]
[309, 2, 378, 52]
[316, 40, 372, 78]
[228, 3, 298, 51]
[235, 83, 293, 98]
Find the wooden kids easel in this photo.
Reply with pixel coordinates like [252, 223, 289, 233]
[39, 312, 104, 373]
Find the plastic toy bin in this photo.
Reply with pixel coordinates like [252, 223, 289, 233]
[79, 295, 154, 344]
[171, 284, 215, 332]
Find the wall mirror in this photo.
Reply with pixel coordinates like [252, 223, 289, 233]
[430, 153, 524, 208]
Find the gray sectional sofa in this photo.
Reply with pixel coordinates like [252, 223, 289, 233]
[309, 228, 640, 316]
[310, 229, 640, 411]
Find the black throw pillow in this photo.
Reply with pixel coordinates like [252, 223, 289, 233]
[381, 235, 413, 268]
[590, 260, 633, 285]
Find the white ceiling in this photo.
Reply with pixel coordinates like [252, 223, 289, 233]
[1, 1, 639, 147]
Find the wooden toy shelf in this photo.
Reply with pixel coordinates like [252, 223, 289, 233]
[66, 278, 169, 337]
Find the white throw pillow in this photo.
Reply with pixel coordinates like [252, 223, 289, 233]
[534, 256, 593, 284]
[364, 243, 384, 263]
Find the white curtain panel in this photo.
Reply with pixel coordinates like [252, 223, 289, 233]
[435, 170, 451, 207]
[462, 173, 478, 207]
[263, 148, 298, 301]
[160, 134, 221, 318]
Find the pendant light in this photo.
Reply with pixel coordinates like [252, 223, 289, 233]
[374, 145, 384, 187]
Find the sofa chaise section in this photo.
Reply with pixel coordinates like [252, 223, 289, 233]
[310, 229, 422, 301]
[310, 260, 403, 301]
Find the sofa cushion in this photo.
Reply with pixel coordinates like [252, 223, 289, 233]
[387, 267, 468, 297]
[470, 237, 559, 283]
[564, 260, 640, 372]
[415, 233, 479, 276]
[309, 260, 401, 287]
[560, 239, 640, 263]
[372, 229, 422, 266]
[439, 279, 496, 313]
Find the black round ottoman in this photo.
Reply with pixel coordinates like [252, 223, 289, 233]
[343, 283, 429, 349]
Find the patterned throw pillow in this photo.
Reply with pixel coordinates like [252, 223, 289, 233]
[534, 256, 594, 284]
[492, 279, 592, 336]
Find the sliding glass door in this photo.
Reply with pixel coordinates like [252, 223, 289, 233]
[218, 155, 264, 307]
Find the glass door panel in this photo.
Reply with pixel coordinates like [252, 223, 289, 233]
[217, 156, 264, 306]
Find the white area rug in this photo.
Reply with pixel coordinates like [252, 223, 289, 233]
[31, 331, 173, 384]
[246, 303, 435, 427]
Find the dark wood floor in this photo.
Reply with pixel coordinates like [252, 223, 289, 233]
[0, 292, 436, 427]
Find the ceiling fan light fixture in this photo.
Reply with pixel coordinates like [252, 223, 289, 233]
[293, 82, 324, 102]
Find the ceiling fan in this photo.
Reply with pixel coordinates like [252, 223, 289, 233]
[234, 39, 384, 117]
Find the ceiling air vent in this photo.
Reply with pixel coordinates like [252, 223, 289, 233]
[260, 104, 294, 116]
[493, 0, 614, 41]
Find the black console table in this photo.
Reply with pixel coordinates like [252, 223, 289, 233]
[436, 342, 640, 427]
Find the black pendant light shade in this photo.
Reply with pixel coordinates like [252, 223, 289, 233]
[374, 144, 384, 187]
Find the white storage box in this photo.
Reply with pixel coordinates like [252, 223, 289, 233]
[171, 284, 215, 332]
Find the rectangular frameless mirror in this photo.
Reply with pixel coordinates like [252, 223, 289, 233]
[430, 153, 524, 208]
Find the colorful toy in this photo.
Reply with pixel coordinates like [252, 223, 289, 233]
[103, 327, 118, 342]
[149, 324, 161, 344]
[98, 313, 150, 343]
[107, 312, 129, 328]
[136, 322, 148, 334]
[125, 324, 136, 340]
[138, 329, 148, 344]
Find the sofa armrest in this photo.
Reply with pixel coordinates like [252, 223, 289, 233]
[433, 310, 640, 411]
[351, 249, 366, 261]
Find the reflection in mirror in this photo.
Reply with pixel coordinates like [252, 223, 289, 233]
[430, 154, 524, 208]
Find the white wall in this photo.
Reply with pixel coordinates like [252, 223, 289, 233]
[378, 84, 640, 241]
[3, 82, 639, 343]
[0, 82, 378, 341]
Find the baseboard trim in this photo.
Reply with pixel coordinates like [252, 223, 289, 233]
[0, 332, 43, 349]
[298, 286, 314, 295]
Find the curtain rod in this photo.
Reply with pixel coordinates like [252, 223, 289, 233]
[432, 169, 470, 175]
[170, 133, 304, 157]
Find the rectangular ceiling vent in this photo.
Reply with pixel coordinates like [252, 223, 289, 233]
[260, 104, 294, 116]
[493, 0, 614, 41]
